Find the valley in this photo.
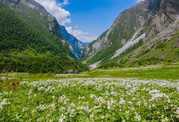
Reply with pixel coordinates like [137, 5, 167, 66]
[1, 63, 179, 81]
[0, 0, 179, 121]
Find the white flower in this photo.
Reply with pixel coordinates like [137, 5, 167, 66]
[58, 114, 66, 122]
[161, 117, 169, 122]
[111, 91, 118, 96]
[82, 105, 90, 113]
[58, 95, 69, 104]
[119, 98, 126, 105]
[176, 107, 179, 119]
[149, 89, 169, 101]
[0, 98, 10, 110]
[176, 87, 179, 92]
[49, 103, 56, 111]
[107, 99, 115, 110]
[67, 106, 76, 118]
[135, 113, 141, 121]
[36, 104, 48, 112]
[28, 89, 33, 99]
[149, 89, 160, 94]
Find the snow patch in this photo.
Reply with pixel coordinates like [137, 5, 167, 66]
[89, 61, 102, 69]
[111, 31, 146, 59]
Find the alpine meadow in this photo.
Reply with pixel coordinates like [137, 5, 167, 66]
[0, 0, 179, 121]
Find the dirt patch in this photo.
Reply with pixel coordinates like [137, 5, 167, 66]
[10, 80, 20, 90]
[0, 79, 20, 91]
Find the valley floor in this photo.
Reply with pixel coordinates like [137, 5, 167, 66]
[1, 64, 179, 121]
[1, 63, 178, 81]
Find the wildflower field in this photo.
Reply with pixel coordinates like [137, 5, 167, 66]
[1, 78, 179, 122]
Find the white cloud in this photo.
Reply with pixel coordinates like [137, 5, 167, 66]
[34, 0, 96, 42]
[66, 26, 97, 42]
[35, 0, 70, 25]
[136, 0, 145, 3]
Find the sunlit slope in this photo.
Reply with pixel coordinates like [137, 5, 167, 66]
[86, 0, 179, 69]
[0, 4, 85, 73]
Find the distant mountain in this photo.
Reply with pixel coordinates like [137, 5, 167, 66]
[57, 25, 86, 59]
[0, 0, 86, 73]
[86, 0, 179, 69]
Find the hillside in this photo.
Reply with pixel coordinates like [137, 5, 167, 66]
[0, 0, 86, 73]
[86, 0, 179, 69]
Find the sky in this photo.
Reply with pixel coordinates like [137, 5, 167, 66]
[35, 0, 143, 42]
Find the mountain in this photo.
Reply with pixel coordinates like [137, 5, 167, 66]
[0, 0, 86, 73]
[86, 0, 179, 69]
[57, 25, 86, 59]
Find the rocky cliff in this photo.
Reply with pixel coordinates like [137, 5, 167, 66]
[86, 0, 179, 68]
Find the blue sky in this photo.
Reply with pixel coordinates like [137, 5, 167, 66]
[35, 0, 141, 42]
[63, 0, 137, 41]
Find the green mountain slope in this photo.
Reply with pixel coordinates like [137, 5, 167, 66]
[85, 2, 149, 64]
[100, 32, 179, 68]
[0, 3, 85, 73]
[86, 0, 179, 69]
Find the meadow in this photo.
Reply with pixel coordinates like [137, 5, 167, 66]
[1, 64, 179, 81]
[87, 64, 179, 80]
[1, 64, 179, 121]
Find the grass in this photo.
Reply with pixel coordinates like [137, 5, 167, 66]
[86, 64, 179, 80]
[1, 79, 179, 121]
[1, 64, 179, 81]
[1, 64, 179, 121]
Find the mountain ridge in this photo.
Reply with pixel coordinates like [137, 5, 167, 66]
[0, 0, 85, 59]
[86, 0, 179, 69]
[0, 0, 86, 73]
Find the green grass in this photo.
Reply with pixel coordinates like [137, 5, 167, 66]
[86, 64, 179, 80]
[1, 64, 179, 81]
[1, 65, 179, 121]
[1, 79, 179, 121]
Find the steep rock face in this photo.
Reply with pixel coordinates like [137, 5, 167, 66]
[57, 25, 85, 59]
[86, 0, 179, 68]
[86, 1, 149, 64]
